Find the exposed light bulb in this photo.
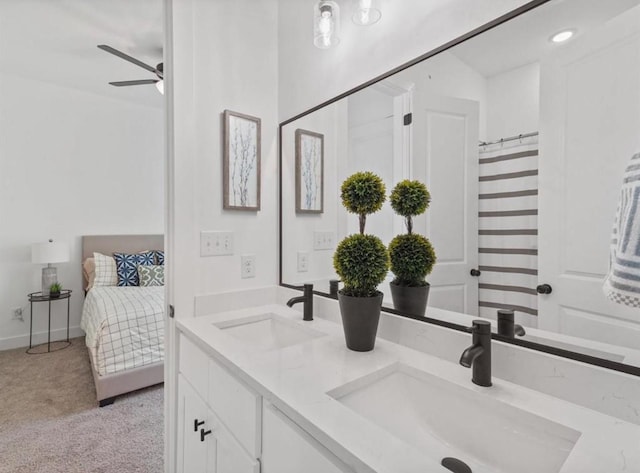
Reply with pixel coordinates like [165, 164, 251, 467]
[550, 29, 575, 43]
[319, 12, 332, 35]
[352, 0, 381, 26]
[314, 1, 340, 49]
[155, 79, 164, 95]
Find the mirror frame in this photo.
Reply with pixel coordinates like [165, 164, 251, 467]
[278, 0, 640, 377]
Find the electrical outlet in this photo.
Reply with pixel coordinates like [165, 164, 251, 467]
[297, 251, 309, 272]
[200, 231, 234, 256]
[313, 231, 335, 250]
[12, 307, 23, 321]
[241, 255, 256, 279]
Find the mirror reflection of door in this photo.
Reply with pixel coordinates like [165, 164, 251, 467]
[413, 93, 479, 315]
[538, 6, 640, 350]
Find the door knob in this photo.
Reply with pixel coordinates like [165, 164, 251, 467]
[470, 269, 481, 277]
[536, 284, 552, 294]
[194, 419, 205, 432]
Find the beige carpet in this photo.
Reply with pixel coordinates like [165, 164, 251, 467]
[0, 338, 164, 472]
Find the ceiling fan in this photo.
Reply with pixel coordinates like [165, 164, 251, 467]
[97, 44, 164, 94]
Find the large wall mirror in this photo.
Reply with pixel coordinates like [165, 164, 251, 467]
[280, 0, 640, 373]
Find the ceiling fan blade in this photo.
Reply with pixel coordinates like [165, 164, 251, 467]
[98, 44, 158, 74]
[109, 79, 159, 87]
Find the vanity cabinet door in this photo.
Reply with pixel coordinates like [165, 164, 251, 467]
[177, 375, 215, 473]
[262, 402, 354, 473]
[214, 421, 260, 473]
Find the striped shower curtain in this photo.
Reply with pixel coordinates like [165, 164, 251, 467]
[477, 135, 539, 327]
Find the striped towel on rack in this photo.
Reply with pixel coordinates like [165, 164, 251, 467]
[603, 152, 640, 308]
[478, 136, 539, 326]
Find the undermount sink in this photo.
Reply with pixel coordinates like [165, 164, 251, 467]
[213, 313, 325, 351]
[328, 363, 581, 473]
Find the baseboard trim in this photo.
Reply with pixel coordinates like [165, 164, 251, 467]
[0, 326, 85, 351]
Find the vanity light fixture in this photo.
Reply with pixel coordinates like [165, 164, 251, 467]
[314, 1, 340, 49]
[352, 0, 381, 26]
[550, 29, 575, 43]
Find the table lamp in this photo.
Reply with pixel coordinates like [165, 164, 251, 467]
[31, 239, 69, 296]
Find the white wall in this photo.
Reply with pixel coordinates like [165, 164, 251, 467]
[278, 0, 533, 121]
[0, 72, 163, 350]
[169, 0, 279, 318]
[486, 62, 540, 140]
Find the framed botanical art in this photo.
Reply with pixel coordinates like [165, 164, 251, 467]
[223, 110, 261, 211]
[295, 129, 324, 214]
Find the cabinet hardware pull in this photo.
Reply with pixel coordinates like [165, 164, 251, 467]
[200, 429, 213, 442]
[194, 419, 205, 432]
[470, 268, 481, 277]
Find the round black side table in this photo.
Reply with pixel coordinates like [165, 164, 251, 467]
[27, 289, 72, 354]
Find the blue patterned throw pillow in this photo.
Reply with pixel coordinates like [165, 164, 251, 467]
[153, 250, 165, 265]
[113, 251, 155, 286]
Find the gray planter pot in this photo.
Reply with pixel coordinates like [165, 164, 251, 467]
[390, 282, 430, 317]
[337, 291, 383, 352]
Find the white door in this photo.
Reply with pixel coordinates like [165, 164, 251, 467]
[413, 92, 480, 315]
[538, 6, 640, 347]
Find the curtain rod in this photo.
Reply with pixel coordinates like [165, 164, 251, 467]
[479, 131, 539, 147]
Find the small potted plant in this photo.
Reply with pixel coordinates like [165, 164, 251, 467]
[49, 282, 62, 298]
[333, 172, 389, 351]
[388, 180, 436, 316]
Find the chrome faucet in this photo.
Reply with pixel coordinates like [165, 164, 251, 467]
[459, 320, 492, 387]
[497, 309, 525, 338]
[286, 284, 314, 321]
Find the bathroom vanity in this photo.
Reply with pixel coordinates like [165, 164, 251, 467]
[176, 303, 640, 473]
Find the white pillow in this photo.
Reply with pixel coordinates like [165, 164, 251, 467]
[93, 252, 118, 287]
[83, 257, 96, 290]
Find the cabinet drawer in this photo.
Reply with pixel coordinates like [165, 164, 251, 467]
[208, 357, 261, 458]
[179, 334, 209, 399]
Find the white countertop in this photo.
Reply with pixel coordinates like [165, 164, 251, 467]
[177, 304, 640, 473]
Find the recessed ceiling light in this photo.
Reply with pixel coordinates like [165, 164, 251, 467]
[550, 30, 575, 43]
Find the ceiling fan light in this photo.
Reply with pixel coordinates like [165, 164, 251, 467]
[155, 80, 164, 95]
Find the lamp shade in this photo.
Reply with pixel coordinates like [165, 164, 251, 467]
[31, 240, 69, 264]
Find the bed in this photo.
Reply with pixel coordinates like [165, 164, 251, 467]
[81, 234, 165, 407]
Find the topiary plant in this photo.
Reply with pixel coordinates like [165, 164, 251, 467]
[334, 234, 389, 297]
[389, 234, 436, 286]
[341, 171, 386, 234]
[334, 172, 389, 297]
[389, 179, 430, 234]
[388, 180, 436, 287]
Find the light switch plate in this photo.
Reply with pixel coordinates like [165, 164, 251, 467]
[200, 231, 234, 256]
[297, 251, 309, 272]
[313, 231, 335, 250]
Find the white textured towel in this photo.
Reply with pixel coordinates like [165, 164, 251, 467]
[604, 152, 640, 307]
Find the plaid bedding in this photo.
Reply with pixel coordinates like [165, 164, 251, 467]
[81, 286, 164, 376]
